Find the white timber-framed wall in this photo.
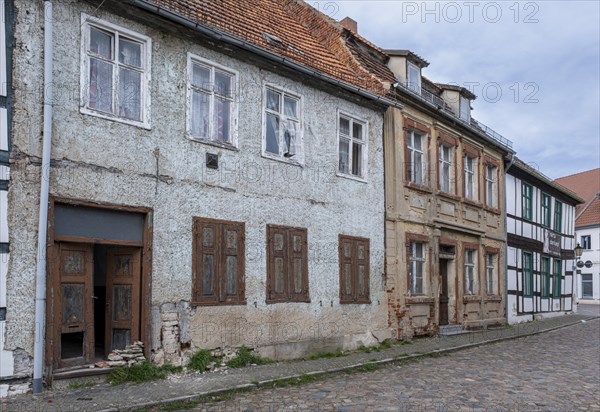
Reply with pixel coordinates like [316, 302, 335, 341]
[506, 161, 580, 324]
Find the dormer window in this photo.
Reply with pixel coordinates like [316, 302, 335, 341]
[407, 63, 421, 94]
[459, 96, 470, 121]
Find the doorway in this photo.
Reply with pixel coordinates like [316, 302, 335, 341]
[439, 259, 449, 326]
[54, 242, 142, 369]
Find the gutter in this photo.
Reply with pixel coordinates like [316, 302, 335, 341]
[132, 0, 402, 111]
[33, 0, 53, 394]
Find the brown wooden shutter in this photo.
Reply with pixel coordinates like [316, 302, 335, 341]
[339, 236, 354, 303]
[267, 225, 288, 302]
[221, 222, 245, 303]
[355, 238, 370, 303]
[193, 219, 220, 304]
[288, 228, 309, 302]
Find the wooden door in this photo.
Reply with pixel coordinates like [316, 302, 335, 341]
[439, 259, 449, 326]
[105, 247, 141, 353]
[55, 243, 94, 368]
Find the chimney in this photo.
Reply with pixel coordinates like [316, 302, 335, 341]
[340, 17, 357, 33]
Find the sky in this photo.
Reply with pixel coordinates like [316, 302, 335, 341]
[310, 0, 600, 179]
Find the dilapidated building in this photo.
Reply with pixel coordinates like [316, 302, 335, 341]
[1, 0, 399, 393]
[506, 159, 582, 323]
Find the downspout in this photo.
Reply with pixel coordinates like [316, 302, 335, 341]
[503, 152, 515, 324]
[33, 0, 53, 394]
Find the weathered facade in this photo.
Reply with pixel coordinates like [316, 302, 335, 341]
[2, 0, 395, 392]
[506, 159, 582, 323]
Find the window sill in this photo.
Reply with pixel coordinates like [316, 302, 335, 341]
[462, 295, 481, 303]
[188, 136, 239, 152]
[405, 296, 434, 304]
[80, 107, 150, 130]
[437, 191, 460, 201]
[484, 294, 502, 302]
[261, 152, 304, 167]
[340, 299, 372, 304]
[266, 297, 311, 304]
[463, 198, 483, 208]
[191, 300, 247, 307]
[336, 171, 367, 183]
[405, 182, 432, 194]
[484, 205, 501, 215]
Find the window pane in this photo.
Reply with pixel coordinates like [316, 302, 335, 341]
[414, 152, 422, 183]
[284, 96, 297, 118]
[89, 28, 112, 58]
[192, 64, 210, 90]
[265, 113, 279, 154]
[293, 258, 303, 293]
[212, 97, 231, 143]
[274, 257, 285, 294]
[339, 138, 350, 174]
[413, 134, 422, 150]
[119, 38, 142, 68]
[191, 91, 210, 138]
[339, 117, 350, 136]
[118, 68, 141, 121]
[203, 255, 214, 295]
[89, 58, 113, 113]
[353, 122, 363, 140]
[344, 263, 352, 295]
[214, 71, 233, 98]
[352, 142, 362, 176]
[283, 120, 298, 158]
[266, 89, 280, 112]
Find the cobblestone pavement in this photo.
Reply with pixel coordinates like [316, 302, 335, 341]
[191, 319, 600, 412]
[577, 303, 600, 317]
[1, 313, 597, 411]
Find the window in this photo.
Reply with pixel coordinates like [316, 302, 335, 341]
[464, 155, 478, 200]
[541, 257, 550, 298]
[553, 259, 562, 298]
[522, 252, 533, 297]
[338, 113, 367, 178]
[581, 235, 591, 250]
[409, 242, 425, 295]
[541, 193, 551, 228]
[0, 3, 6, 97]
[266, 225, 309, 303]
[522, 182, 533, 221]
[339, 235, 370, 303]
[553, 201, 563, 232]
[486, 253, 496, 295]
[459, 96, 470, 121]
[485, 164, 497, 208]
[407, 63, 421, 93]
[81, 15, 151, 127]
[187, 55, 237, 146]
[464, 249, 477, 295]
[407, 130, 426, 185]
[264, 87, 302, 163]
[582, 274, 593, 299]
[192, 218, 245, 305]
[439, 144, 453, 193]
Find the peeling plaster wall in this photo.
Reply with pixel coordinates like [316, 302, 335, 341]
[5, 0, 389, 372]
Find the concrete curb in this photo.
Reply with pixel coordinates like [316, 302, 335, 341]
[108, 316, 599, 412]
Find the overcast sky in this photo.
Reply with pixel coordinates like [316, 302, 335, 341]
[314, 0, 600, 179]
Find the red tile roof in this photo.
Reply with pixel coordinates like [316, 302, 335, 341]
[577, 195, 600, 227]
[555, 168, 600, 204]
[142, 0, 390, 97]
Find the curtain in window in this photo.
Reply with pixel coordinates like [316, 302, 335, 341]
[89, 59, 113, 113]
[118, 68, 141, 121]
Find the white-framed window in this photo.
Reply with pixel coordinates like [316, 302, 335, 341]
[464, 249, 477, 295]
[409, 242, 425, 295]
[581, 235, 591, 250]
[464, 154, 478, 201]
[0, 3, 6, 97]
[263, 85, 303, 164]
[337, 112, 367, 179]
[407, 130, 426, 185]
[459, 96, 470, 121]
[80, 14, 152, 128]
[438, 144, 453, 193]
[187, 54, 238, 147]
[486, 253, 496, 295]
[407, 62, 421, 94]
[485, 164, 497, 208]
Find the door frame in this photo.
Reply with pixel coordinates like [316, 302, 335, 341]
[46, 197, 153, 375]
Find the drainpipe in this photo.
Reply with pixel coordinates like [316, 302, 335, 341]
[503, 153, 515, 324]
[33, 0, 53, 394]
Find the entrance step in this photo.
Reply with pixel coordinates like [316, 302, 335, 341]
[439, 324, 466, 336]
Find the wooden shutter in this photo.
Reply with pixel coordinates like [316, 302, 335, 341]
[339, 235, 370, 304]
[288, 228, 309, 302]
[355, 238, 370, 303]
[221, 222, 245, 304]
[267, 225, 288, 302]
[339, 236, 354, 303]
[193, 219, 219, 304]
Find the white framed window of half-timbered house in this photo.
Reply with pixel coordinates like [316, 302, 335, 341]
[192, 217, 246, 306]
[187, 54, 238, 148]
[337, 111, 367, 180]
[263, 85, 303, 164]
[80, 14, 152, 128]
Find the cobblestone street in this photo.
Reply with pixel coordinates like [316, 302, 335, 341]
[190, 319, 600, 412]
